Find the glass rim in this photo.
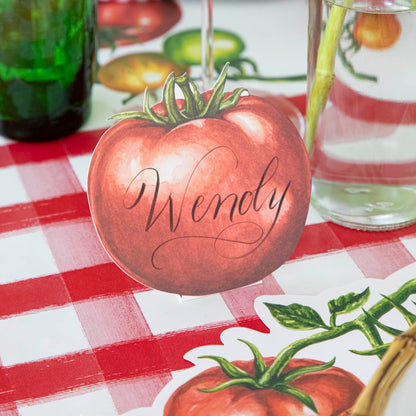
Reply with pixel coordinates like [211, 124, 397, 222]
[325, 0, 416, 12]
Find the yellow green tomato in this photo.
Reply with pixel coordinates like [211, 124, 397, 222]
[163, 28, 245, 67]
[97, 52, 189, 94]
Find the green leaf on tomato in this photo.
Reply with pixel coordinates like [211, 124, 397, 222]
[328, 287, 370, 318]
[264, 302, 329, 330]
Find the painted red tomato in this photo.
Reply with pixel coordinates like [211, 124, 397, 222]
[164, 358, 364, 416]
[87, 71, 310, 295]
[97, 0, 181, 46]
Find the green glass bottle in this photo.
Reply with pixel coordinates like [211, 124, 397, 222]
[0, 0, 97, 141]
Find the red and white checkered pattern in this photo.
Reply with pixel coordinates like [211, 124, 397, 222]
[2, 95, 416, 415]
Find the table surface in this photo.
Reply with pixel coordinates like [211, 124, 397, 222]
[2, 1, 416, 415]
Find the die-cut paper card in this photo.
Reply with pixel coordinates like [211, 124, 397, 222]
[127, 262, 416, 415]
[87, 65, 311, 295]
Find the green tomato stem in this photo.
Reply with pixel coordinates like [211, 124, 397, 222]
[175, 73, 198, 116]
[259, 278, 416, 386]
[108, 63, 246, 126]
[258, 321, 359, 386]
[356, 319, 386, 359]
[305, 0, 353, 153]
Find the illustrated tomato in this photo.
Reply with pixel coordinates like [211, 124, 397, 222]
[97, 0, 181, 47]
[88, 67, 311, 295]
[251, 91, 305, 136]
[164, 358, 364, 416]
[97, 52, 189, 94]
[163, 29, 245, 66]
[353, 13, 401, 50]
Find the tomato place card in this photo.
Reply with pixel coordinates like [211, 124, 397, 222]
[127, 263, 416, 416]
[87, 66, 311, 295]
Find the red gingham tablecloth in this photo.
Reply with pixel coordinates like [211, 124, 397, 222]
[2, 1, 416, 415]
[2, 105, 416, 416]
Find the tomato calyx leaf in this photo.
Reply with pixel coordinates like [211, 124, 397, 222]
[275, 357, 336, 384]
[108, 63, 247, 126]
[197, 341, 337, 414]
[197, 353, 263, 393]
[198, 377, 263, 393]
[238, 339, 267, 378]
[273, 384, 318, 413]
[198, 355, 251, 380]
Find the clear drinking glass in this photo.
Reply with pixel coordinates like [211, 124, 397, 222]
[200, 0, 305, 135]
[200, 0, 214, 90]
[307, 0, 416, 230]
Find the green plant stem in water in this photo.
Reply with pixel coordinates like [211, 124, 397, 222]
[305, 0, 353, 153]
